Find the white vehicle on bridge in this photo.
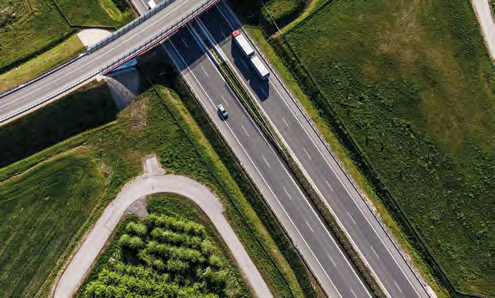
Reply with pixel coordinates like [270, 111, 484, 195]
[250, 56, 270, 80]
[232, 30, 254, 57]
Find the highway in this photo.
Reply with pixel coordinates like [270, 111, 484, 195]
[0, 0, 217, 125]
[164, 25, 372, 298]
[190, 3, 431, 297]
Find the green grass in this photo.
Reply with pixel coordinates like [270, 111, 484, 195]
[79, 194, 252, 297]
[0, 0, 132, 74]
[0, 148, 109, 297]
[0, 34, 84, 92]
[0, 50, 311, 296]
[56, 0, 133, 27]
[0, 82, 118, 168]
[285, 0, 495, 295]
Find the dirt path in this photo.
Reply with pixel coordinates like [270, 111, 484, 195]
[53, 157, 271, 298]
[471, 0, 495, 59]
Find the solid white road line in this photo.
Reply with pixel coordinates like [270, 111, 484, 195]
[371, 246, 380, 259]
[327, 253, 336, 266]
[262, 155, 271, 168]
[348, 212, 357, 225]
[221, 95, 229, 106]
[351, 289, 358, 298]
[283, 187, 293, 201]
[241, 125, 250, 137]
[306, 221, 314, 233]
[303, 147, 312, 160]
[394, 280, 403, 293]
[240, 59, 249, 70]
[181, 37, 189, 48]
[200, 65, 209, 77]
[325, 179, 334, 192]
[282, 117, 290, 128]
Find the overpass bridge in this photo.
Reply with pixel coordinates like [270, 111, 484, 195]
[0, 0, 219, 125]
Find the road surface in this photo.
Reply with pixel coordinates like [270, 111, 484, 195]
[191, 4, 432, 297]
[54, 169, 271, 297]
[164, 24, 371, 298]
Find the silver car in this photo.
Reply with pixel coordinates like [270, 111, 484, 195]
[218, 104, 228, 120]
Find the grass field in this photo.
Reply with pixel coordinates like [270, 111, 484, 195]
[79, 194, 252, 297]
[56, 0, 133, 27]
[0, 34, 84, 93]
[284, 0, 495, 295]
[0, 0, 131, 74]
[0, 148, 109, 297]
[0, 51, 312, 295]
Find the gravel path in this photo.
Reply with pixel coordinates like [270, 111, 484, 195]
[54, 159, 271, 297]
[471, 0, 495, 59]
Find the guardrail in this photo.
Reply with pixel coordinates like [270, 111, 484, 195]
[0, 0, 219, 126]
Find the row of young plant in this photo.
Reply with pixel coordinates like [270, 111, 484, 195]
[85, 215, 244, 297]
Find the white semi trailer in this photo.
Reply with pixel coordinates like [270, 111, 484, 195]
[250, 56, 270, 80]
[232, 30, 254, 57]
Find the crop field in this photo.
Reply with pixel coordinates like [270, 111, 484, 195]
[0, 0, 131, 74]
[79, 194, 251, 297]
[0, 149, 109, 297]
[285, 0, 495, 295]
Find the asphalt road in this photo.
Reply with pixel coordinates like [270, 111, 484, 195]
[0, 0, 216, 125]
[164, 24, 372, 298]
[55, 162, 271, 297]
[190, 3, 432, 297]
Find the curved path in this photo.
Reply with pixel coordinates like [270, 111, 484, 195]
[54, 174, 271, 298]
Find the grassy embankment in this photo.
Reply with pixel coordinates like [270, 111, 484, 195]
[0, 0, 133, 92]
[0, 34, 84, 93]
[78, 194, 252, 297]
[0, 51, 311, 296]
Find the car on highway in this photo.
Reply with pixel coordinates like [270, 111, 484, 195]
[218, 104, 228, 120]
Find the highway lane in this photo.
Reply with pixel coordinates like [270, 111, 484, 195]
[0, 0, 217, 125]
[163, 25, 372, 297]
[195, 3, 431, 297]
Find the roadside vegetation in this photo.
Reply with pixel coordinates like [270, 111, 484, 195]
[229, 0, 495, 296]
[0, 35, 84, 93]
[0, 0, 132, 77]
[79, 194, 251, 297]
[0, 48, 313, 296]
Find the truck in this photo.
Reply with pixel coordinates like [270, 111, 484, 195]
[250, 56, 270, 80]
[231, 30, 254, 58]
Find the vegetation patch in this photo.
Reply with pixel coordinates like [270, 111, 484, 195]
[0, 0, 132, 74]
[79, 194, 251, 297]
[0, 148, 109, 297]
[56, 0, 133, 27]
[0, 34, 84, 93]
[284, 0, 495, 295]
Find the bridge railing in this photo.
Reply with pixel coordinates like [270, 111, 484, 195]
[0, 0, 219, 125]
